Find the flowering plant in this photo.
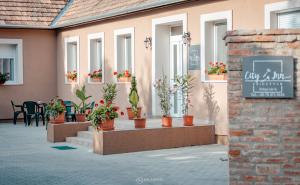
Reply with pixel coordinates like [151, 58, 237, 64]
[66, 70, 77, 81]
[45, 97, 65, 119]
[0, 72, 9, 84]
[207, 62, 227, 75]
[154, 74, 175, 116]
[114, 70, 131, 79]
[88, 69, 102, 79]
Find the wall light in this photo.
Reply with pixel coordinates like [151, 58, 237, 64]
[144, 37, 152, 49]
[182, 32, 191, 46]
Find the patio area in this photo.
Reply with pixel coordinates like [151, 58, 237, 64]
[0, 123, 229, 185]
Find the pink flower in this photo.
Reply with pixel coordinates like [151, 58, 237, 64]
[120, 112, 124, 116]
[99, 100, 104, 104]
[95, 103, 98, 107]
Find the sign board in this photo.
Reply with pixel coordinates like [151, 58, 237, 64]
[188, 45, 200, 70]
[242, 56, 294, 98]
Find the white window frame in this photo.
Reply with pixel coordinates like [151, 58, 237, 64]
[0, 39, 23, 85]
[114, 27, 135, 83]
[64, 36, 79, 84]
[200, 10, 232, 83]
[88, 32, 105, 84]
[265, 0, 300, 29]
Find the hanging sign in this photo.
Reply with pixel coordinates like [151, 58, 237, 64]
[242, 56, 294, 98]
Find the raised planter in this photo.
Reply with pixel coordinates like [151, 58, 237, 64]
[47, 121, 91, 142]
[91, 77, 102, 82]
[93, 124, 216, 155]
[118, 77, 131, 83]
[49, 113, 65, 124]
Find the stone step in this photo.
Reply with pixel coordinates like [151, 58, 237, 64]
[66, 136, 93, 149]
[77, 131, 93, 139]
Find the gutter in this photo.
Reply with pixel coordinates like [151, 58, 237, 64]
[52, 0, 190, 29]
[0, 24, 51, 29]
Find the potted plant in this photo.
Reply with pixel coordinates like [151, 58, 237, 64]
[66, 70, 77, 82]
[154, 74, 173, 127]
[207, 62, 227, 80]
[89, 83, 121, 131]
[127, 76, 142, 120]
[88, 69, 102, 82]
[45, 98, 65, 124]
[74, 85, 92, 122]
[175, 75, 195, 126]
[0, 72, 9, 85]
[114, 70, 131, 82]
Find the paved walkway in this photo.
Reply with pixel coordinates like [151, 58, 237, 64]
[0, 123, 228, 185]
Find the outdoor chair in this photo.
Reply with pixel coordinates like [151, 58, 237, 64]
[23, 101, 44, 127]
[64, 101, 76, 122]
[11, 100, 26, 125]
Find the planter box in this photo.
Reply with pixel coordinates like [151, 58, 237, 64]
[93, 125, 215, 155]
[208, 74, 227, 81]
[47, 121, 91, 142]
[118, 77, 131, 82]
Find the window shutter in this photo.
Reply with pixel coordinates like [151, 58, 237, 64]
[278, 10, 300, 29]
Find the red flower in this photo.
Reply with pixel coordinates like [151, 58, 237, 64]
[99, 100, 104, 104]
[88, 73, 91, 76]
[113, 71, 118, 75]
[87, 110, 91, 114]
[120, 111, 124, 116]
[95, 103, 98, 107]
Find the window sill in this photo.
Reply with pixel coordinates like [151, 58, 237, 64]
[1, 82, 23, 86]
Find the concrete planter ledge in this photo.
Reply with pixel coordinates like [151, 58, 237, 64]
[93, 125, 216, 155]
[47, 121, 91, 142]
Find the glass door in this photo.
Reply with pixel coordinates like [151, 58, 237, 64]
[170, 35, 183, 117]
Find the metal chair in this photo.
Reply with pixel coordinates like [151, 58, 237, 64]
[23, 101, 43, 126]
[64, 101, 76, 122]
[11, 100, 26, 125]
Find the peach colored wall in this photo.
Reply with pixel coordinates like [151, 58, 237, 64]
[0, 29, 57, 119]
[56, 0, 285, 135]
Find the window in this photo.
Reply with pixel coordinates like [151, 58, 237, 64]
[0, 39, 23, 85]
[64, 36, 79, 84]
[88, 33, 104, 83]
[114, 27, 134, 82]
[200, 10, 232, 82]
[265, 1, 300, 29]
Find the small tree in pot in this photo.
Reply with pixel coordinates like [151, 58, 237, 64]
[127, 76, 141, 119]
[74, 85, 92, 122]
[45, 98, 66, 124]
[175, 75, 195, 126]
[0, 72, 9, 85]
[154, 74, 173, 127]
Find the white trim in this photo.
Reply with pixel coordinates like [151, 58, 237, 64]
[87, 32, 105, 84]
[64, 36, 80, 84]
[200, 10, 232, 83]
[0, 39, 23, 85]
[265, 0, 300, 29]
[113, 27, 135, 83]
[152, 13, 187, 115]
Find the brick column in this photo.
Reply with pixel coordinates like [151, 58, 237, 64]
[225, 29, 300, 184]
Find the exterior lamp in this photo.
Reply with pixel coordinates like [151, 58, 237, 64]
[182, 32, 191, 46]
[144, 37, 152, 49]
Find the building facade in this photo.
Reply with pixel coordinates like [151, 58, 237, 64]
[1, 0, 300, 143]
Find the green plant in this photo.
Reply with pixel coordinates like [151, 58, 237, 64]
[89, 103, 119, 129]
[88, 69, 102, 79]
[0, 72, 9, 84]
[74, 85, 92, 114]
[114, 70, 131, 79]
[129, 76, 139, 118]
[102, 83, 117, 104]
[154, 74, 174, 116]
[174, 75, 195, 115]
[45, 98, 65, 119]
[208, 62, 227, 75]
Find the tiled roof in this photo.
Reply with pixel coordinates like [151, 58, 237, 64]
[0, 0, 67, 27]
[54, 0, 187, 27]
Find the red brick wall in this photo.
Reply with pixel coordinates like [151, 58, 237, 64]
[226, 29, 300, 184]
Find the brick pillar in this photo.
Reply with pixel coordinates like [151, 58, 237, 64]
[225, 29, 300, 184]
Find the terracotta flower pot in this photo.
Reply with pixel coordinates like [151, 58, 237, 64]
[134, 118, 146, 128]
[91, 77, 102, 82]
[118, 77, 131, 82]
[76, 113, 86, 122]
[126, 107, 142, 120]
[49, 113, 65, 124]
[208, 74, 227, 81]
[162, 116, 172, 127]
[183, 115, 194, 126]
[99, 119, 115, 131]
